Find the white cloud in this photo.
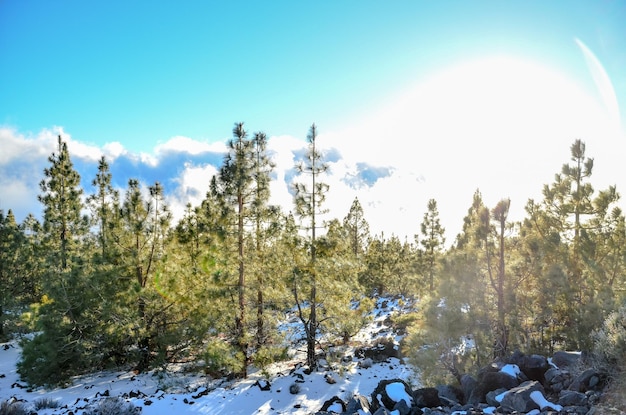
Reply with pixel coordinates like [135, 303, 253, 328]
[155, 135, 227, 156]
[103, 141, 127, 159]
[168, 162, 219, 222]
[0, 126, 56, 164]
[2, 50, 624, 244]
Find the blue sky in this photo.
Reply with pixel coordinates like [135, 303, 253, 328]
[1, 1, 626, 242]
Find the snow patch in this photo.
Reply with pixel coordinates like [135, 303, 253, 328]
[530, 390, 563, 411]
[385, 382, 413, 405]
[500, 363, 521, 378]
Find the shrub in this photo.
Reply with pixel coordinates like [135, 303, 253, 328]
[0, 400, 28, 415]
[33, 397, 61, 410]
[203, 338, 244, 376]
[592, 304, 626, 375]
[83, 397, 139, 415]
[253, 345, 289, 373]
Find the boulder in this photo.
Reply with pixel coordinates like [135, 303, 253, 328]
[412, 387, 441, 408]
[345, 394, 370, 413]
[544, 367, 573, 393]
[499, 380, 544, 413]
[485, 388, 508, 407]
[468, 370, 520, 404]
[508, 351, 549, 382]
[459, 374, 477, 405]
[371, 378, 414, 413]
[551, 351, 583, 369]
[569, 368, 607, 393]
[558, 390, 588, 407]
[436, 384, 463, 406]
[392, 398, 412, 415]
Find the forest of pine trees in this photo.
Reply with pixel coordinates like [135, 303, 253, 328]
[1, 128, 625, 387]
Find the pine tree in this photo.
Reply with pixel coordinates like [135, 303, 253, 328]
[216, 122, 256, 377]
[524, 140, 620, 349]
[342, 197, 370, 259]
[20, 136, 94, 386]
[87, 156, 119, 262]
[419, 199, 446, 292]
[249, 131, 277, 349]
[293, 123, 329, 369]
[0, 210, 24, 338]
[490, 198, 511, 357]
[38, 135, 89, 271]
[315, 219, 371, 344]
[115, 179, 172, 371]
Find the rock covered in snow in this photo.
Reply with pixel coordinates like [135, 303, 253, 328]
[369, 378, 413, 414]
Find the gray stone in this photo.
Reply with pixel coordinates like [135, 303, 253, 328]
[460, 374, 477, 405]
[373, 407, 392, 415]
[558, 390, 587, 406]
[413, 387, 442, 408]
[393, 398, 411, 415]
[500, 380, 544, 413]
[551, 351, 582, 369]
[436, 384, 463, 405]
[370, 378, 413, 413]
[345, 394, 370, 414]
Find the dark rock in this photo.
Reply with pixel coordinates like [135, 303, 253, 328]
[510, 352, 549, 382]
[325, 374, 337, 384]
[558, 390, 587, 406]
[459, 374, 477, 405]
[345, 394, 370, 413]
[436, 384, 463, 406]
[254, 379, 271, 391]
[545, 367, 573, 393]
[356, 339, 400, 362]
[562, 405, 591, 415]
[570, 368, 608, 393]
[551, 351, 582, 369]
[468, 370, 520, 404]
[371, 378, 413, 413]
[320, 395, 345, 413]
[413, 387, 442, 408]
[485, 388, 508, 407]
[393, 398, 412, 415]
[500, 380, 544, 413]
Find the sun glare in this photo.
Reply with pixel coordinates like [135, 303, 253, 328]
[333, 53, 622, 240]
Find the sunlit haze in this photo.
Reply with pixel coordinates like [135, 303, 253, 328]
[1, 1, 625, 244]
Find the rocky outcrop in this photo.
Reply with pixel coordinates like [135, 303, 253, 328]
[313, 350, 610, 415]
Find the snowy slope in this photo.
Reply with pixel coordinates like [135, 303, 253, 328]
[0, 297, 419, 414]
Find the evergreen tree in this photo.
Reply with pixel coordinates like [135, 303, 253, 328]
[20, 136, 94, 386]
[315, 219, 371, 344]
[293, 123, 329, 369]
[38, 135, 89, 271]
[524, 140, 621, 349]
[342, 197, 370, 259]
[419, 199, 446, 292]
[114, 179, 173, 371]
[87, 156, 119, 262]
[0, 210, 25, 338]
[363, 233, 418, 297]
[490, 198, 511, 357]
[216, 122, 256, 377]
[405, 190, 494, 383]
[249, 131, 277, 349]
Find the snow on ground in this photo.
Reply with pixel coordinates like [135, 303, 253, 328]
[0, 297, 419, 414]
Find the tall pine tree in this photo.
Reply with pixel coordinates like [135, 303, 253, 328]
[293, 123, 329, 369]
